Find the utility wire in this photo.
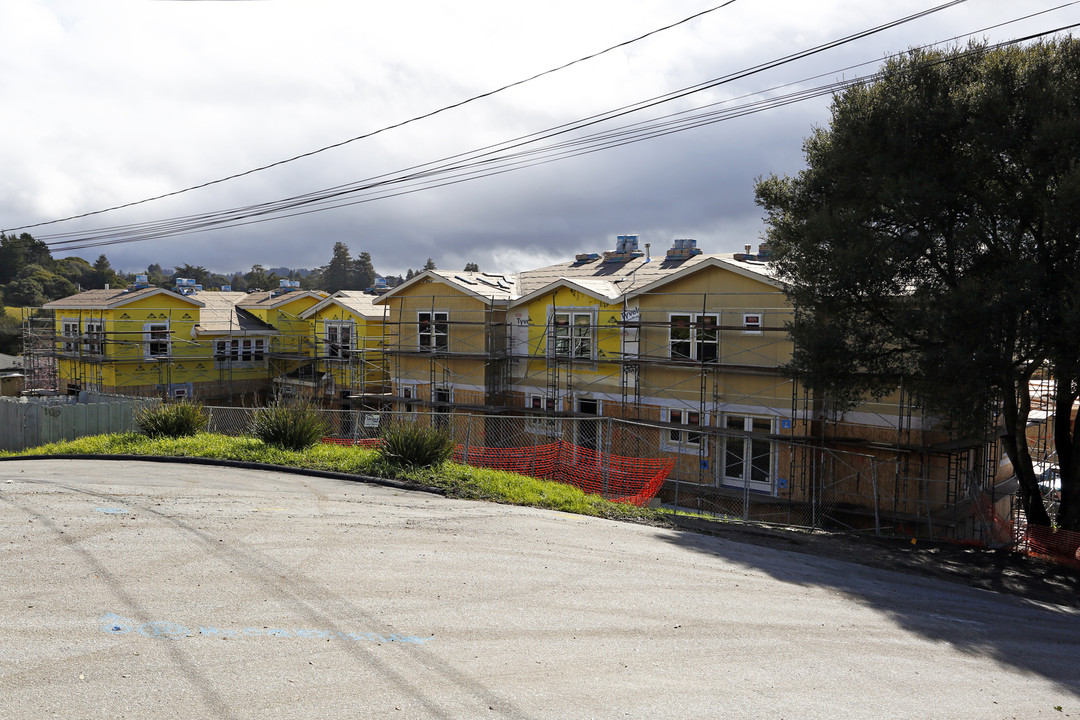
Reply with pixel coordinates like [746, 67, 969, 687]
[6, 1, 741, 233]
[28, 7, 1080, 253]
[36, 0, 979, 250]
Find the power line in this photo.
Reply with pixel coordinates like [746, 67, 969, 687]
[35, 0, 984, 250]
[6, 1, 741, 233]
[23, 5, 1080, 254]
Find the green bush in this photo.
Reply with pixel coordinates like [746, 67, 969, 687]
[135, 400, 209, 438]
[250, 399, 330, 451]
[378, 422, 455, 468]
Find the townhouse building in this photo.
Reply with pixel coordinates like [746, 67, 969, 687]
[373, 236, 1017, 538]
[37, 280, 327, 405]
[25, 238, 1030, 538]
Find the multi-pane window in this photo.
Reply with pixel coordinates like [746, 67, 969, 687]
[723, 415, 773, 492]
[667, 409, 703, 449]
[144, 323, 169, 359]
[418, 312, 448, 351]
[526, 394, 560, 435]
[326, 323, 353, 358]
[550, 312, 593, 359]
[83, 321, 104, 355]
[670, 314, 718, 362]
[61, 320, 79, 353]
[214, 339, 266, 363]
[743, 313, 763, 335]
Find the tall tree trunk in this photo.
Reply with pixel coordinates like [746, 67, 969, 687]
[1054, 382, 1080, 531]
[1001, 378, 1053, 528]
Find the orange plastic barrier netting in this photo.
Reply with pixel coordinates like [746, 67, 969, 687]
[322, 437, 382, 449]
[1021, 525, 1080, 568]
[321, 438, 673, 506]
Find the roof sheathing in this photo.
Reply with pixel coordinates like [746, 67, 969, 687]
[302, 291, 384, 320]
[236, 289, 326, 310]
[193, 292, 278, 336]
[42, 287, 204, 310]
[373, 270, 517, 306]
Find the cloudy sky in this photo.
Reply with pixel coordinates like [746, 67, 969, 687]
[2, 0, 1077, 278]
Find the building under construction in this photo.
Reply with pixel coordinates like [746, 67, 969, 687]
[20, 238, 1060, 541]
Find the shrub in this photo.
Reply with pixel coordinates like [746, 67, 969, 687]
[378, 422, 455, 468]
[135, 400, 209, 438]
[250, 399, 329, 451]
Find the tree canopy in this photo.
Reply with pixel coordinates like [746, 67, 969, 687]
[755, 40, 1080, 529]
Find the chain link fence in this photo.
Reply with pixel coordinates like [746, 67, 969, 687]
[199, 405, 980, 534]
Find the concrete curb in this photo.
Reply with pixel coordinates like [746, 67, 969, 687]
[0, 453, 446, 496]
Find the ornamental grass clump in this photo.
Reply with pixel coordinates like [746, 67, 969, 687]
[250, 399, 330, 451]
[378, 422, 455, 468]
[135, 400, 209, 439]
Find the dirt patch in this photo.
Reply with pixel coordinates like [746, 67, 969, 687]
[669, 515, 1080, 608]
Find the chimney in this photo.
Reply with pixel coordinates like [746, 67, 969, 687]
[645, 243, 651, 260]
[744, 244, 752, 255]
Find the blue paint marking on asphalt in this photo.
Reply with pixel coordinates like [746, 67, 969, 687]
[96, 507, 128, 514]
[99, 613, 429, 645]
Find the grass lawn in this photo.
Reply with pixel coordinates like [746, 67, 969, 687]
[1, 432, 662, 523]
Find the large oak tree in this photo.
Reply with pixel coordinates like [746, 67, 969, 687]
[755, 40, 1080, 530]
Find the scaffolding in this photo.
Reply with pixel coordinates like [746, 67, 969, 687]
[21, 278, 1066, 541]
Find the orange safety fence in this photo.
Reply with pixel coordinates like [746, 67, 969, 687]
[321, 437, 674, 507]
[322, 437, 382, 449]
[1020, 524, 1080, 569]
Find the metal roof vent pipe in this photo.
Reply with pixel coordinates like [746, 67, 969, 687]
[645, 243, 651, 260]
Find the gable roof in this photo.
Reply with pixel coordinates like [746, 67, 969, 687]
[373, 270, 518, 305]
[623, 254, 781, 299]
[517, 253, 780, 302]
[301, 291, 384, 321]
[509, 277, 623, 309]
[236, 289, 327, 310]
[42, 287, 204, 310]
[372, 251, 779, 308]
[192, 292, 278, 336]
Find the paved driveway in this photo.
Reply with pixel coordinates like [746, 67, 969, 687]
[1, 459, 1078, 719]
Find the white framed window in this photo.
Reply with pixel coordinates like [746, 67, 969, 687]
[743, 313, 763, 335]
[549, 311, 594, 359]
[418, 312, 448, 351]
[721, 415, 774, 493]
[670, 313, 718, 362]
[61, 319, 80, 353]
[326, 322, 353, 359]
[242, 339, 265, 362]
[526, 394, 560, 436]
[662, 408, 705, 452]
[170, 384, 192, 400]
[83, 321, 104, 355]
[215, 338, 266, 363]
[143, 322, 169, 359]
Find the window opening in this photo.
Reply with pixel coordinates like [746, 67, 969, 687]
[418, 312, 448, 351]
[550, 312, 593, 359]
[670, 313, 718, 361]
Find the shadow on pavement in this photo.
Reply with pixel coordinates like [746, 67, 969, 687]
[657, 520, 1080, 695]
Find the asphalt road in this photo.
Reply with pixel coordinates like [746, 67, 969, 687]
[1, 459, 1078, 719]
